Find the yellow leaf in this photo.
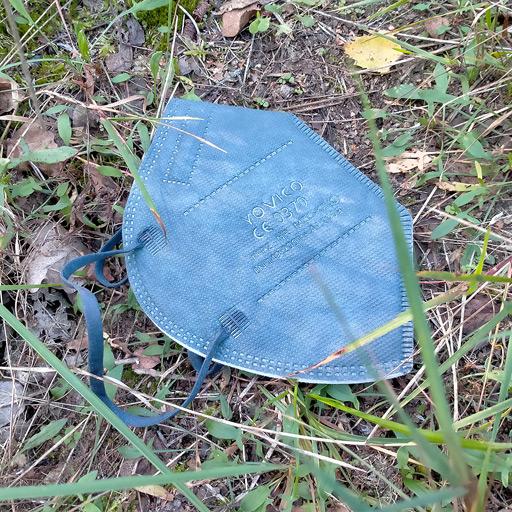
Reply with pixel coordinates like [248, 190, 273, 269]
[136, 485, 174, 500]
[344, 32, 402, 73]
[436, 181, 479, 192]
[475, 161, 483, 180]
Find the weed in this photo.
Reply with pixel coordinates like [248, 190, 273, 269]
[0, 0, 511, 510]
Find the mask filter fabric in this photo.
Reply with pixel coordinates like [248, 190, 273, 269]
[62, 99, 414, 427]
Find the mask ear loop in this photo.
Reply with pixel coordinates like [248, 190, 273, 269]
[61, 230, 226, 428]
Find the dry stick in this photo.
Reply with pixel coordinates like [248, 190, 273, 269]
[2, 0, 44, 129]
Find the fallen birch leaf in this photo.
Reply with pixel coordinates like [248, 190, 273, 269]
[67, 337, 88, 351]
[344, 32, 402, 73]
[385, 151, 433, 173]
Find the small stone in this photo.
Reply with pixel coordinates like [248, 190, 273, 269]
[278, 84, 294, 99]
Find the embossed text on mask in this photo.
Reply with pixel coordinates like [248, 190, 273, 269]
[242, 181, 306, 239]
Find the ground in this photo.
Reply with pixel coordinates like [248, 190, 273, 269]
[0, 1, 511, 511]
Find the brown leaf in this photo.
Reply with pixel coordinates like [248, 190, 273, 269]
[7, 124, 64, 177]
[87, 163, 118, 196]
[193, 0, 210, 21]
[385, 151, 433, 173]
[0, 78, 23, 114]
[136, 485, 175, 501]
[425, 17, 450, 38]
[132, 347, 160, 370]
[83, 65, 96, 98]
[221, 2, 259, 37]
[26, 223, 89, 292]
[105, 43, 133, 74]
[67, 337, 88, 352]
[326, 506, 350, 512]
[461, 294, 495, 335]
[183, 19, 197, 41]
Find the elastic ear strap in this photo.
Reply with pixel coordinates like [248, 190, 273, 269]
[61, 237, 227, 427]
[188, 350, 223, 376]
[94, 229, 129, 288]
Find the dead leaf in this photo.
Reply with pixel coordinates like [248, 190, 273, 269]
[385, 151, 433, 173]
[83, 65, 96, 98]
[216, 0, 259, 15]
[222, 2, 259, 37]
[132, 347, 160, 370]
[87, 163, 118, 196]
[344, 32, 402, 73]
[183, 19, 198, 41]
[0, 380, 24, 428]
[425, 17, 450, 38]
[68, 337, 88, 351]
[0, 78, 23, 114]
[436, 181, 479, 192]
[6, 124, 64, 177]
[461, 294, 495, 335]
[105, 43, 133, 74]
[136, 485, 175, 501]
[127, 18, 145, 46]
[193, 0, 210, 21]
[26, 223, 89, 293]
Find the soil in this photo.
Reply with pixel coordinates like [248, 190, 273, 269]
[1, 1, 511, 511]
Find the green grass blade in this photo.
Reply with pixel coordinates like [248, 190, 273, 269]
[0, 462, 286, 502]
[418, 270, 512, 284]
[0, 284, 62, 290]
[310, 396, 512, 452]
[0, 463, 284, 501]
[101, 119, 165, 232]
[295, 291, 460, 372]
[0, 304, 212, 512]
[368, 0, 411, 20]
[453, 397, 512, 430]
[357, 78, 469, 483]
[468, 229, 491, 293]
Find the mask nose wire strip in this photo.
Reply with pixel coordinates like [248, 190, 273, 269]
[61, 233, 228, 428]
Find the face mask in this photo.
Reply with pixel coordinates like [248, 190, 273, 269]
[62, 99, 413, 427]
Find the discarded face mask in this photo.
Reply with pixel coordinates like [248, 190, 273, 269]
[62, 99, 414, 427]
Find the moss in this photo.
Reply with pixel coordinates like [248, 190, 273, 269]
[173, 460, 188, 473]
[33, 57, 67, 86]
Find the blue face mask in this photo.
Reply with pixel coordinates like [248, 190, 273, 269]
[62, 99, 413, 427]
